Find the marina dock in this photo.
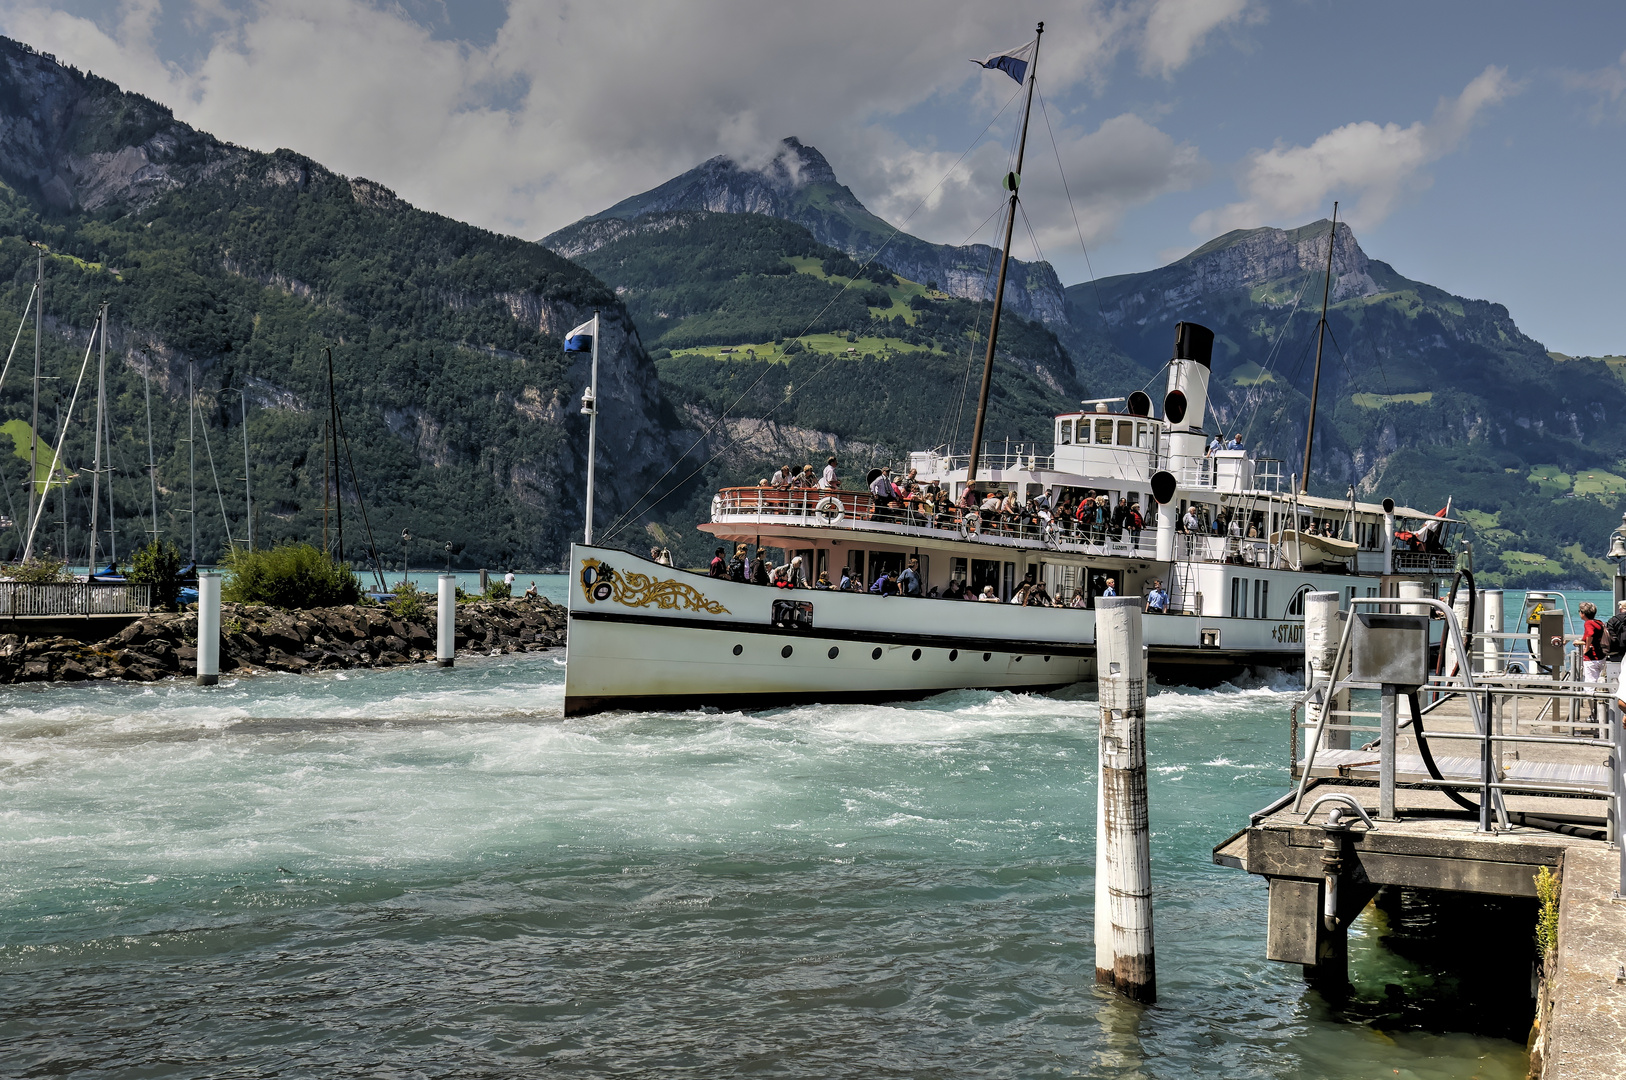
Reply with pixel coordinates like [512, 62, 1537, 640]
[1214, 622, 1626, 1077]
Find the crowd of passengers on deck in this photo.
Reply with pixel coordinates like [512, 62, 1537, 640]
[704, 543, 1172, 613]
[747, 457, 1153, 542]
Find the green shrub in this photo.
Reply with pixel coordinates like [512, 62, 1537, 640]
[485, 581, 512, 600]
[1535, 866, 1560, 957]
[222, 543, 361, 609]
[3, 556, 72, 584]
[127, 541, 183, 609]
[388, 581, 427, 620]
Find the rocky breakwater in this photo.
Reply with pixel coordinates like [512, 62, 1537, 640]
[0, 598, 568, 684]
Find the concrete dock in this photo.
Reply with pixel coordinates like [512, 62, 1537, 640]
[1215, 678, 1626, 1078]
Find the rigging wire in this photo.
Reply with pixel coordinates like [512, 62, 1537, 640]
[600, 84, 1029, 542]
[1036, 86, 1106, 324]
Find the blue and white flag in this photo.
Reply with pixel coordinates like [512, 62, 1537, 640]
[971, 38, 1036, 84]
[564, 315, 596, 353]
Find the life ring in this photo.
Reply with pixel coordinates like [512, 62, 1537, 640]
[813, 495, 844, 526]
[959, 511, 981, 539]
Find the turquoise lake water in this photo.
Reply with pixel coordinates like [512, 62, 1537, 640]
[0, 581, 1586, 1076]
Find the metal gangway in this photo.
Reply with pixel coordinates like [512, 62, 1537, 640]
[1291, 596, 1625, 896]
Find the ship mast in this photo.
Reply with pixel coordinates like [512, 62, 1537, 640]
[1299, 203, 1338, 494]
[965, 22, 1043, 484]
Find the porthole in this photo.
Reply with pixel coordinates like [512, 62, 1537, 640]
[732, 644, 743, 656]
[982, 652, 991, 662]
[781, 645, 794, 658]
[949, 649, 959, 661]
[911, 648, 922, 661]
[1013, 655, 1022, 662]
[828, 646, 839, 659]
[871, 647, 883, 660]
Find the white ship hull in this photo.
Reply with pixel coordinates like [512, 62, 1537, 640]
[563, 545, 1310, 715]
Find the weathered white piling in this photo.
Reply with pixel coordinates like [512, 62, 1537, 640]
[1094, 594, 1155, 1003]
[1305, 591, 1347, 750]
[1452, 590, 1474, 676]
[1481, 589, 1504, 674]
[1399, 579, 1427, 617]
[437, 573, 456, 667]
[196, 572, 221, 686]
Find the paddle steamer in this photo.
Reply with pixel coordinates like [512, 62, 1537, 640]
[562, 25, 1462, 715]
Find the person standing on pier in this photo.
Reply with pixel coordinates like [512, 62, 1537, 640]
[1606, 600, 1626, 684]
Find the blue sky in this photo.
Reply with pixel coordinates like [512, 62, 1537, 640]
[3, 1, 1623, 355]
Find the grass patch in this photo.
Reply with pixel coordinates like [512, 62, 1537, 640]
[785, 256, 935, 324]
[1351, 391, 1433, 408]
[1499, 549, 1566, 576]
[1527, 465, 1571, 497]
[1573, 469, 1626, 496]
[1229, 360, 1276, 386]
[669, 331, 945, 363]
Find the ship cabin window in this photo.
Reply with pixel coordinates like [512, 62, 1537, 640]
[1286, 584, 1313, 617]
[1057, 419, 1072, 445]
[1254, 579, 1268, 619]
[1230, 577, 1247, 619]
[1095, 418, 1114, 444]
[1135, 422, 1152, 449]
[1345, 586, 1356, 610]
[951, 557, 968, 586]
[1117, 420, 1134, 446]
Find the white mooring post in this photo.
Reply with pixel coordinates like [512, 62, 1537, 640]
[1452, 590, 1474, 676]
[196, 572, 221, 686]
[1481, 589, 1505, 674]
[1398, 579, 1427, 617]
[1094, 594, 1155, 1004]
[1305, 591, 1347, 751]
[437, 573, 456, 668]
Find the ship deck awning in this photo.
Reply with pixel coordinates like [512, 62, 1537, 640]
[1277, 492, 1462, 523]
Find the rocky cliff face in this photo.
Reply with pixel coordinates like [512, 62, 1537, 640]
[0, 40, 244, 211]
[546, 136, 1069, 326]
[1095, 221, 1378, 328]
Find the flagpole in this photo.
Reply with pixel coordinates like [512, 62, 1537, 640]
[966, 21, 1043, 485]
[584, 310, 599, 545]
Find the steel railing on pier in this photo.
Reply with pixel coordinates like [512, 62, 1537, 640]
[1292, 596, 1626, 896]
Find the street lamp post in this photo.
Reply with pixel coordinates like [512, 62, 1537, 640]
[401, 528, 411, 589]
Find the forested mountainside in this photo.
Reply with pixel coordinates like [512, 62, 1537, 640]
[552, 208, 1134, 565]
[0, 37, 678, 570]
[1067, 221, 1626, 587]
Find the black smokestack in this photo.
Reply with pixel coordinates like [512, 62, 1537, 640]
[1172, 322, 1214, 369]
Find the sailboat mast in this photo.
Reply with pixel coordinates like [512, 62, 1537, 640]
[27, 246, 40, 554]
[327, 347, 343, 561]
[188, 362, 196, 565]
[965, 21, 1043, 484]
[89, 304, 106, 574]
[1299, 202, 1338, 494]
[144, 353, 159, 543]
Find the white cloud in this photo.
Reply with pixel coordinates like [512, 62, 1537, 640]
[1137, 0, 1256, 78]
[0, 0, 1236, 255]
[1563, 49, 1626, 124]
[1190, 65, 1521, 238]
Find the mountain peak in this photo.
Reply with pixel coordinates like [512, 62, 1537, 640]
[549, 136, 1068, 325]
[1180, 219, 1378, 302]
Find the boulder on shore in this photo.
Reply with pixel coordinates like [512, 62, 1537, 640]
[0, 597, 568, 685]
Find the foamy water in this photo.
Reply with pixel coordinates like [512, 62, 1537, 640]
[0, 649, 1528, 1077]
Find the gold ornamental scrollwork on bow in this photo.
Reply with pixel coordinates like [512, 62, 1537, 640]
[579, 558, 730, 615]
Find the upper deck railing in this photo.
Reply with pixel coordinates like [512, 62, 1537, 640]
[711, 486, 1295, 567]
[0, 581, 155, 617]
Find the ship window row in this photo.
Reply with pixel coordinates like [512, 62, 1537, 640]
[1056, 418, 1153, 449]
